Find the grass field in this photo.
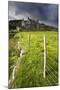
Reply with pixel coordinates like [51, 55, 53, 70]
[9, 31, 58, 88]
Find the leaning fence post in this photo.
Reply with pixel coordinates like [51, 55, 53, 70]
[44, 31, 46, 78]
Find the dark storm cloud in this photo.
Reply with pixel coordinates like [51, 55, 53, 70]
[8, 1, 58, 27]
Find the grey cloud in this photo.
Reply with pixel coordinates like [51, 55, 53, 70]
[8, 1, 58, 27]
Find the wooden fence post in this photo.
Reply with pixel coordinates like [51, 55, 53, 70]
[44, 32, 46, 78]
[29, 31, 31, 48]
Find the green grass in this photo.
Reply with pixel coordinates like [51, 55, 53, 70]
[9, 31, 58, 88]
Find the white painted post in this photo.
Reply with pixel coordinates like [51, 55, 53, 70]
[29, 32, 30, 48]
[44, 32, 46, 78]
[17, 41, 20, 50]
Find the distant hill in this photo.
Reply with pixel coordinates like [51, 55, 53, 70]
[9, 19, 58, 32]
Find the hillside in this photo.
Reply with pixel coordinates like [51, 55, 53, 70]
[9, 19, 58, 32]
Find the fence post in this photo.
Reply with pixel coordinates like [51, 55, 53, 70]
[44, 32, 46, 78]
[29, 31, 30, 48]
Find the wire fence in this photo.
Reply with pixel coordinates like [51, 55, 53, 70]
[9, 30, 58, 87]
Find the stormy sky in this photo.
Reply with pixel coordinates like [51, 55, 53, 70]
[8, 1, 58, 27]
